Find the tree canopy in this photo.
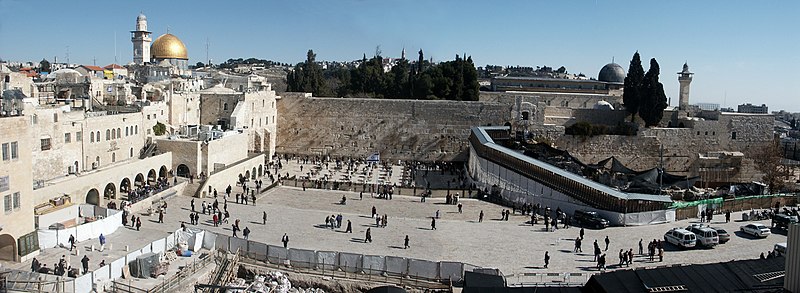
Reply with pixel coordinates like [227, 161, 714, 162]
[623, 53, 668, 127]
[286, 49, 479, 101]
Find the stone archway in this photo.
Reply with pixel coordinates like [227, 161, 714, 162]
[104, 183, 116, 199]
[176, 164, 190, 178]
[0, 234, 16, 261]
[251, 167, 256, 179]
[147, 169, 157, 185]
[258, 165, 263, 177]
[120, 178, 131, 193]
[159, 165, 168, 178]
[245, 170, 250, 180]
[135, 173, 145, 187]
[86, 188, 100, 205]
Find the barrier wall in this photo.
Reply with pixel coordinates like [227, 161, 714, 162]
[211, 233, 478, 283]
[469, 150, 674, 226]
[37, 208, 123, 249]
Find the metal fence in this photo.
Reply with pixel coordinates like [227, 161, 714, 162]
[110, 252, 215, 293]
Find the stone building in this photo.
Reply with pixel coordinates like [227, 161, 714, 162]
[0, 115, 36, 262]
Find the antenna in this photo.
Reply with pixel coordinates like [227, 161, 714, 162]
[114, 31, 118, 65]
[612, 56, 615, 63]
[206, 37, 210, 66]
[66, 45, 70, 64]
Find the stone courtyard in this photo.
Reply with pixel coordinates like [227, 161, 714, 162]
[9, 180, 787, 286]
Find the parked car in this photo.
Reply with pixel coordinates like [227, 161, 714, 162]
[740, 223, 771, 238]
[687, 226, 719, 247]
[572, 210, 609, 229]
[664, 228, 697, 249]
[774, 243, 787, 256]
[712, 227, 731, 244]
[772, 213, 798, 230]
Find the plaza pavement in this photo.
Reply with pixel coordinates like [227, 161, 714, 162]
[7, 166, 787, 285]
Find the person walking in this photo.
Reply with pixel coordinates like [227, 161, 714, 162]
[81, 255, 90, 274]
[593, 240, 601, 261]
[69, 234, 76, 251]
[191, 198, 195, 212]
[282, 233, 289, 248]
[263, 211, 267, 225]
[365, 228, 372, 243]
[346, 220, 352, 233]
[243, 227, 250, 239]
[725, 210, 731, 223]
[638, 239, 644, 255]
[579, 228, 585, 240]
[404, 235, 410, 249]
[544, 251, 550, 269]
[136, 217, 141, 231]
[98, 234, 106, 252]
[574, 237, 582, 253]
[431, 217, 437, 230]
[457, 203, 463, 213]
[479, 210, 484, 223]
[604, 236, 610, 251]
[232, 224, 239, 238]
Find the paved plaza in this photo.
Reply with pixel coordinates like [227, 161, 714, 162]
[7, 171, 788, 285]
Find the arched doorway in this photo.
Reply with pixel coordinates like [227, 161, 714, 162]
[258, 165, 263, 177]
[120, 178, 131, 194]
[135, 173, 145, 187]
[159, 166, 168, 179]
[0, 234, 16, 261]
[86, 188, 100, 205]
[147, 169, 157, 185]
[104, 183, 116, 199]
[176, 164, 190, 178]
[245, 170, 250, 180]
[251, 167, 256, 179]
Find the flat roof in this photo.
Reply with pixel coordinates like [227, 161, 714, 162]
[471, 126, 672, 203]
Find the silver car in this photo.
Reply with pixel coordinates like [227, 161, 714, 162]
[740, 223, 771, 238]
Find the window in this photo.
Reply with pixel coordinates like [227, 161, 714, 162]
[90, 132, 95, 142]
[147, 115, 151, 120]
[118, 128, 121, 139]
[76, 131, 82, 141]
[135, 126, 138, 134]
[3, 194, 10, 213]
[223, 103, 228, 111]
[10, 142, 17, 159]
[705, 131, 708, 135]
[96, 131, 100, 141]
[112, 153, 116, 162]
[65, 133, 71, 143]
[31, 115, 38, 124]
[130, 148, 134, 158]
[106, 130, 110, 140]
[126, 127, 129, 136]
[1, 143, 8, 161]
[53, 113, 58, 122]
[112, 129, 116, 139]
[731, 132, 737, 140]
[40, 138, 51, 151]
[12, 192, 19, 210]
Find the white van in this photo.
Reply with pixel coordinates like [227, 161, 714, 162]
[664, 228, 697, 249]
[688, 226, 719, 247]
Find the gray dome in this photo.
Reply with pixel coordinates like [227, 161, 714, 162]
[598, 63, 625, 83]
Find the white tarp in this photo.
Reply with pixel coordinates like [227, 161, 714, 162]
[37, 209, 123, 249]
[110, 258, 126, 279]
[361, 255, 385, 275]
[385, 256, 408, 276]
[408, 258, 438, 280]
[74, 274, 93, 293]
[151, 238, 166, 254]
[202, 231, 216, 250]
[92, 264, 110, 283]
[316, 251, 338, 270]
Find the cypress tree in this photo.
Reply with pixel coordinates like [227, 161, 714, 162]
[623, 52, 644, 122]
[639, 58, 668, 127]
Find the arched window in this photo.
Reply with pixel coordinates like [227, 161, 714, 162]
[223, 103, 228, 111]
[135, 125, 138, 134]
[130, 147, 134, 157]
[125, 127, 129, 136]
[117, 128, 121, 139]
[106, 130, 110, 140]
[53, 113, 58, 122]
[111, 129, 116, 139]
[90, 132, 95, 142]
[112, 153, 116, 162]
[96, 131, 100, 141]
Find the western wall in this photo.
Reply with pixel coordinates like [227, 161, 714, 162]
[276, 93, 511, 161]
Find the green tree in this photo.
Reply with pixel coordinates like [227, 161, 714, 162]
[286, 49, 331, 96]
[623, 52, 644, 122]
[638, 58, 668, 127]
[39, 59, 51, 73]
[153, 122, 167, 136]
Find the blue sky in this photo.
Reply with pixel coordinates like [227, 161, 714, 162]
[1, 0, 798, 111]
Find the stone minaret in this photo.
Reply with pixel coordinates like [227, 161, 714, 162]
[131, 13, 152, 64]
[677, 63, 693, 110]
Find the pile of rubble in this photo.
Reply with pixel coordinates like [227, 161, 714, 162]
[229, 271, 326, 293]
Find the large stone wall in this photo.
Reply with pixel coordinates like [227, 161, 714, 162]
[277, 93, 511, 161]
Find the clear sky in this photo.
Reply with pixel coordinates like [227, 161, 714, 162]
[1, 0, 798, 111]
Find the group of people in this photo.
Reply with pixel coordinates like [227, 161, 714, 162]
[126, 177, 171, 204]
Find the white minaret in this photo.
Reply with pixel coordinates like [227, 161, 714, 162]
[677, 63, 693, 111]
[131, 13, 152, 64]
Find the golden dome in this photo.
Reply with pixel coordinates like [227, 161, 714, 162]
[150, 33, 188, 60]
